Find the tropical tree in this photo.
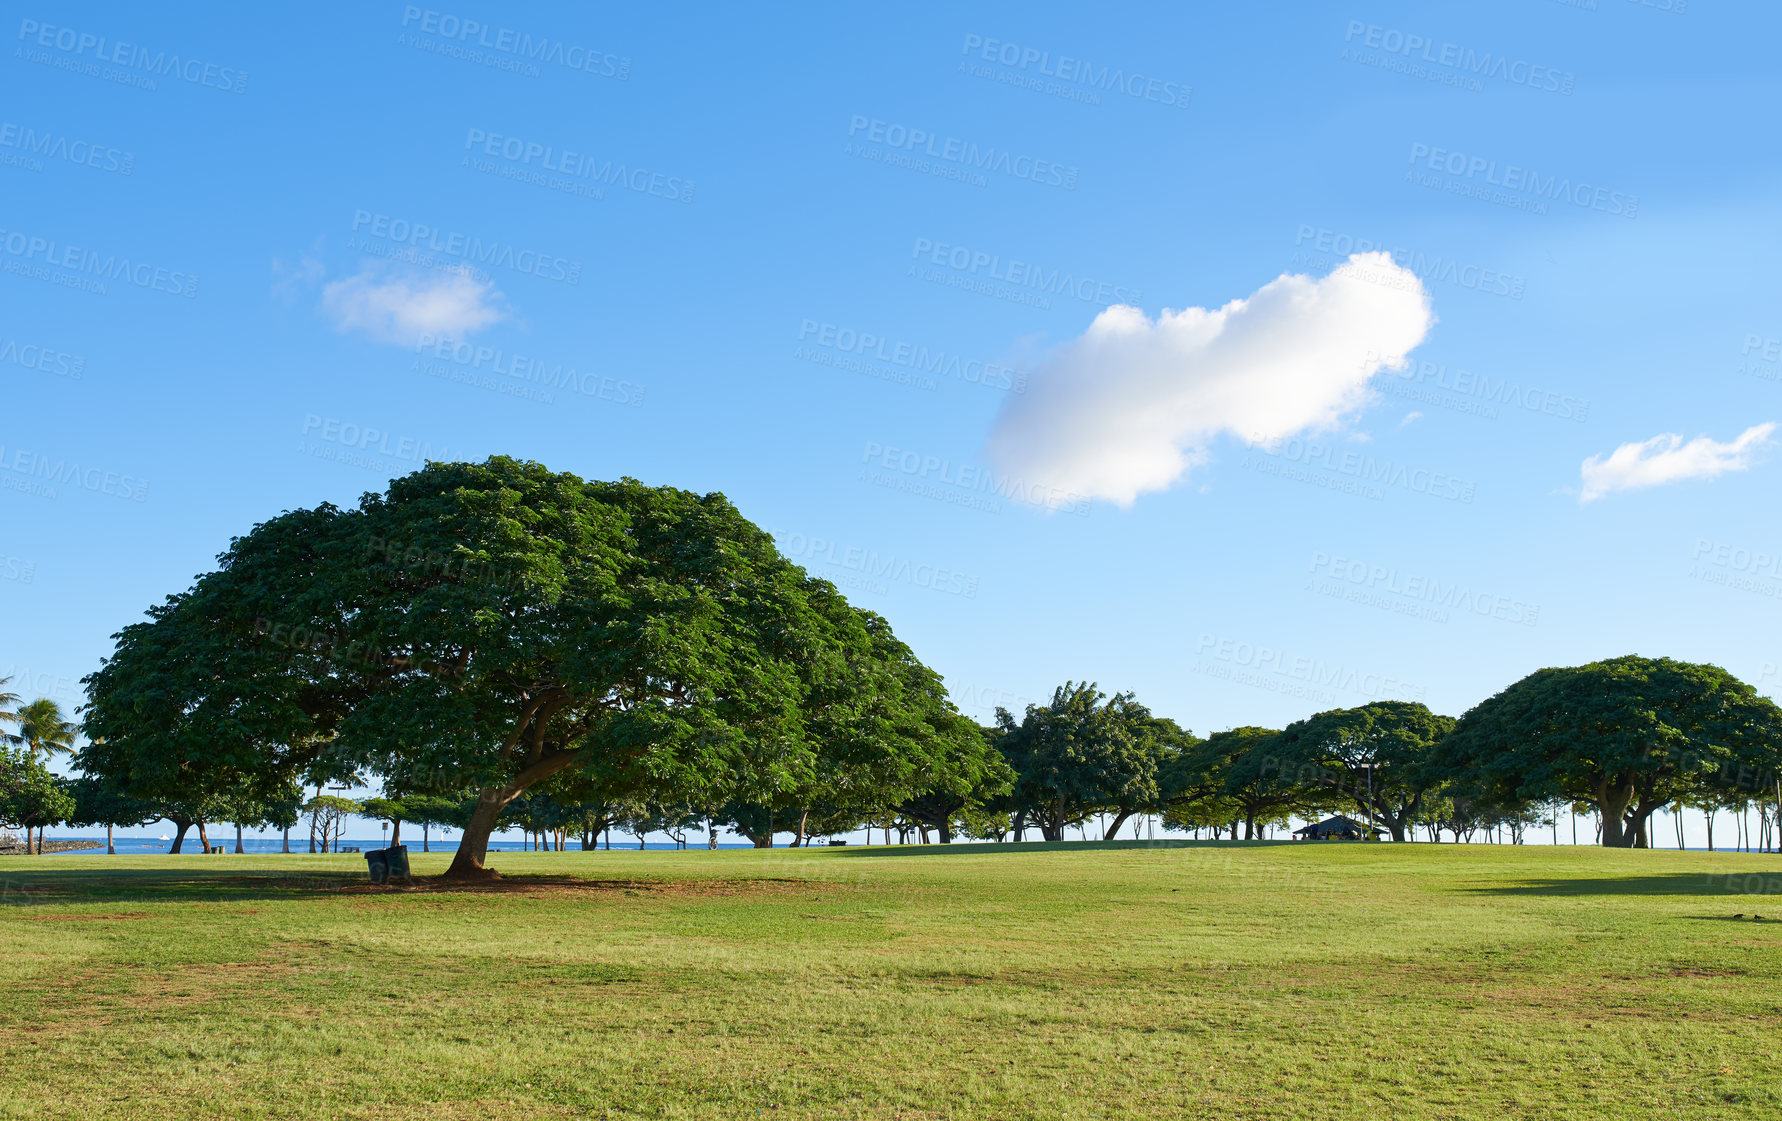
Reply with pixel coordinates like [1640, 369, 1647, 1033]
[398, 794, 468, 853]
[361, 796, 409, 848]
[0, 675, 21, 745]
[896, 724, 1015, 844]
[0, 747, 74, 854]
[1272, 701, 1455, 842]
[1164, 726, 1325, 840]
[11, 698, 77, 762]
[304, 795, 361, 854]
[1436, 655, 1782, 848]
[81, 458, 968, 880]
[995, 683, 1165, 842]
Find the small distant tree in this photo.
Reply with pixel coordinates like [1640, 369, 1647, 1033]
[304, 795, 361, 853]
[0, 748, 74, 855]
[398, 794, 466, 853]
[360, 796, 408, 848]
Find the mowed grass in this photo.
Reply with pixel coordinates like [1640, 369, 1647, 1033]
[3, 842, 1782, 1120]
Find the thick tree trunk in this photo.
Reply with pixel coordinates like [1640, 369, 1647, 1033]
[794, 809, 808, 848]
[391, 819, 401, 846]
[107, 824, 115, 855]
[1104, 810, 1135, 841]
[443, 791, 509, 879]
[170, 819, 191, 854]
[283, 827, 291, 854]
[1597, 779, 1636, 847]
[1011, 809, 1026, 842]
[197, 821, 212, 853]
[441, 755, 581, 880]
[234, 823, 245, 854]
[937, 820, 954, 844]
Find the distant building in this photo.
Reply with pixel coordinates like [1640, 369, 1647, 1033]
[1292, 815, 1384, 841]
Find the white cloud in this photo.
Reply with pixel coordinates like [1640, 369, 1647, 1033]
[983, 252, 1434, 506]
[320, 263, 505, 345]
[1579, 423, 1776, 503]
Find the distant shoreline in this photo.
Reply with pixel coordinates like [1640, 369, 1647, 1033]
[0, 839, 105, 855]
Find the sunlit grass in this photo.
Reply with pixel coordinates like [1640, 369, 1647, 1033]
[3, 841, 1780, 1119]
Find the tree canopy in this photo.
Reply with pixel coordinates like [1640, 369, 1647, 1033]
[81, 458, 982, 877]
[1436, 655, 1782, 847]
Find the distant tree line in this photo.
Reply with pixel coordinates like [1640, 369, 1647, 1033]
[10, 460, 1781, 865]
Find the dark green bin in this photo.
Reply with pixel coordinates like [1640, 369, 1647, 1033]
[364, 845, 410, 884]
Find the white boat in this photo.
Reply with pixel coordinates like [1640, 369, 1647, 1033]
[158, 834, 170, 841]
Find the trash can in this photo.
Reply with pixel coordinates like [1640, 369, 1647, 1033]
[383, 844, 410, 880]
[365, 848, 390, 884]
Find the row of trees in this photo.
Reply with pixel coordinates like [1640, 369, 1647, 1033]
[27, 458, 1782, 871]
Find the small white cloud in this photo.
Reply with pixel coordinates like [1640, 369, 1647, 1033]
[984, 252, 1434, 507]
[1401, 411, 1423, 427]
[321, 263, 505, 345]
[1579, 423, 1776, 503]
[270, 245, 325, 305]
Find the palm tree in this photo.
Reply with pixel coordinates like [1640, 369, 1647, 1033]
[10, 698, 76, 854]
[14, 698, 76, 762]
[0, 674, 22, 746]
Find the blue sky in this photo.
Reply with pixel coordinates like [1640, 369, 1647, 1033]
[5, 1, 1780, 845]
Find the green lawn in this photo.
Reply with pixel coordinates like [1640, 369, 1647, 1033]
[2, 842, 1780, 1120]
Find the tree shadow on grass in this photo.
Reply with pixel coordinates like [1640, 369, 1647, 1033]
[0, 866, 699, 906]
[829, 839, 1301, 858]
[1466, 872, 1782, 898]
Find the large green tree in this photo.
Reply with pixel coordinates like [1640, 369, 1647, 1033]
[82, 458, 967, 879]
[1272, 702, 1454, 842]
[1436, 655, 1782, 848]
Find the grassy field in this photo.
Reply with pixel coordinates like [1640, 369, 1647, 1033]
[2, 841, 1780, 1120]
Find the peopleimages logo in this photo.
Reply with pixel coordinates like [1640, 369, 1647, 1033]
[1247, 434, 1476, 504]
[16, 18, 248, 93]
[0, 227, 197, 297]
[1372, 352, 1588, 422]
[958, 34, 1190, 108]
[846, 116, 1078, 190]
[796, 320, 1023, 393]
[1293, 226, 1525, 300]
[911, 237, 1142, 307]
[463, 128, 695, 203]
[413, 335, 646, 406]
[399, 8, 630, 79]
[1340, 20, 1574, 94]
[773, 530, 980, 599]
[1408, 143, 1638, 219]
[350, 210, 582, 284]
[1308, 552, 1540, 626]
[861, 440, 1093, 516]
[1194, 633, 1428, 703]
[0, 122, 133, 174]
[0, 444, 148, 502]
